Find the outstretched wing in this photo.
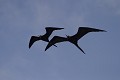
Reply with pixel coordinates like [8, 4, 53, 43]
[45, 36, 67, 51]
[72, 27, 106, 40]
[45, 27, 64, 38]
[29, 36, 39, 48]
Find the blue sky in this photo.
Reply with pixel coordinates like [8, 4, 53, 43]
[0, 0, 120, 80]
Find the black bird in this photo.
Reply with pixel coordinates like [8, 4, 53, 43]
[29, 27, 64, 48]
[45, 27, 106, 54]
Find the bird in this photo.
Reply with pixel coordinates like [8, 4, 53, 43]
[45, 27, 106, 54]
[29, 27, 64, 48]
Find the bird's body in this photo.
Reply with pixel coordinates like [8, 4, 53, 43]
[45, 27, 106, 54]
[29, 27, 64, 48]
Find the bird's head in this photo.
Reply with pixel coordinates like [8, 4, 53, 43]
[37, 35, 41, 37]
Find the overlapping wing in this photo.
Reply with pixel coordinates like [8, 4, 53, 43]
[45, 36, 67, 51]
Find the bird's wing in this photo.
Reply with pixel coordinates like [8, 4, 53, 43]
[72, 27, 106, 40]
[29, 36, 39, 48]
[45, 27, 64, 37]
[45, 36, 67, 51]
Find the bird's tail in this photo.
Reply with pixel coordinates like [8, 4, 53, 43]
[73, 42, 85, 54]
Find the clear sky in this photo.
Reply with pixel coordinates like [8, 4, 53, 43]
[0, 0, 120, 80]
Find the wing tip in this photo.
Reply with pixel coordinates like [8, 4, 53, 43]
[98, 29, 107, 32]
[29, 45, 31, 49]
[45, 46, 49, 51]
[102, 30, 107, 32]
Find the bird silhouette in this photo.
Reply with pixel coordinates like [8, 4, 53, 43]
[29, 27, 64, 48]
[45, 27, 106, 54]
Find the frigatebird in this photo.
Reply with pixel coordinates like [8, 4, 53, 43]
[29, 27, 64, 48]
[45, 27, 106, 54]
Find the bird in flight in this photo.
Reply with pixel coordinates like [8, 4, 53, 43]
[45, 27, 106, 54]
[29, 27, 64, 48]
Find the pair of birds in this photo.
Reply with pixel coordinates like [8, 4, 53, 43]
[29, 27, 106, 54]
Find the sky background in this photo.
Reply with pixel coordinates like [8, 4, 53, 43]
[0, 0, 120, 80]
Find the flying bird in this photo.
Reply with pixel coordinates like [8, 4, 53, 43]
[29, 27, 64, 48]
[45, 27, 106, 54]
